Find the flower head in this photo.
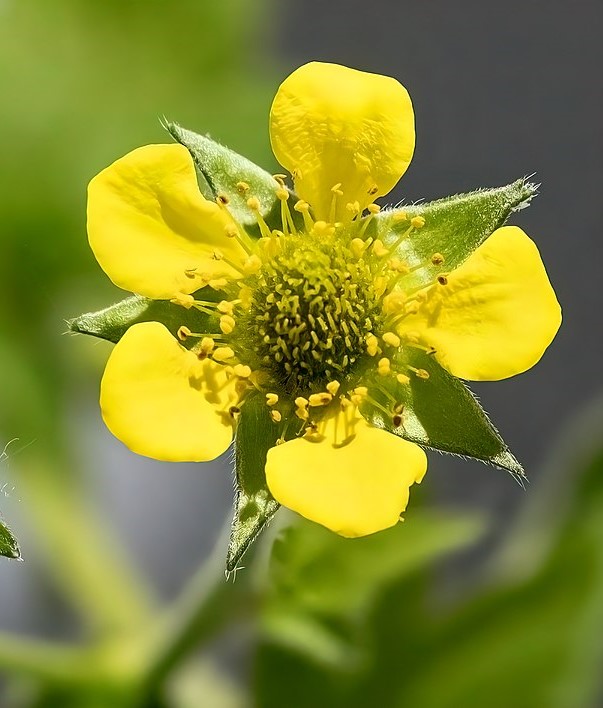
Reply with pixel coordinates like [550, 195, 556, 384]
[78, 62, 561, 565]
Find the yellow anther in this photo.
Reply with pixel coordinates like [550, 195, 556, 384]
[353, 386, 368, 397]
[367, 203, 381, 214]
[273, 173, 288, 181]
[270, 410, 282, 423]
[346, 201, 361, 216]
[382, 291, 406, 314]
[198, 337, 215, 358]
[368, 183, 379, 196]
[350, 238, 367, 259]
[177, 326, 192, 341]
[378, 357, 391, 375]
[411, 215, 426, 228]
[224, 224, 239, 239]
[233, 364, 252, 379]
[431, 252, 445, 265]
[415, 368, 430, 380]
[331, 182, 344, 195]
[212, 250, 224, 261]
[294, 200, 310, 212]
[219, 314, 236, 334]
[171, 292, 195, 308]
[403, 331, 421, 344]
[238, 285, 253, 308]
[372, 239, 389, 257]
[326, 381, 340, 396]
[295, 396, 309, 409]
[229, 405, 241, 418]
[295, 407, 309, 421]
[212, 346, 235, 362]
[308, 392, 333, 407]
[266, 393, 279, 406]
[276, 187, 289, 201]
[246, 196, 261, 211]
[392, 211, 408, 223]
[366, 333, 379, 356]
[396, 373, 411, 385]
[339, 396, 352, 410]
[311, 220, 334, 237]
[208, 278, 229, 290]
[236, 181, 250, 193]
[437, 274, 449, 286]
[383, 332, 401, 348]
[216, 194, 229, 206]
[217, 300, 234, 315]
[243, 254, 262, 275]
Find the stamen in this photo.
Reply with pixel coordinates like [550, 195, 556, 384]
[246, 196, 272, 239]
[410, 215, 426, 228]
[217, 300, 234, 315]
[276, 186, 297, 236]
[212, 346, 235, 362]
[377, 357, 391, 376]
[396, 373, 411, 385]
[326, 380, 340, 396]
[243, 254, 262, 275]
[270, 410, 282, 423]
[308, 392, 333, 407]
[171, 293, 196, 309]
[437, 274, 449, 286]
[382, 332, 401, 348]
[196, 337, 215, 359]
[236, 181, 250, 194]
[233, 364, 252, 379]
[177, 326, 192, 341]
[329, 182, 344, 224]
[219, 315, 236, 334]
[431, 252, 445, 265]
[266, 393, 279, 406]
[366, 333, 379, 356]
[294, 200, 314, 233]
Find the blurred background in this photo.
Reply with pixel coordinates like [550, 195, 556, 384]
[0, 0, 601, 706]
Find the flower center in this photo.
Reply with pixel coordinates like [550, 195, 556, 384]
[241, 234, 382, 393]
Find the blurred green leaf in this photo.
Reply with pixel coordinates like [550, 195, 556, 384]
[228, 391, 280, 572]
[363, 350, 523, 479]
[259, 512, 483, 670]
[167, 123, 300, 237]
[0, 519, 20, 559]
[68, 290, 220, 346]
[374, 179, 537, 289]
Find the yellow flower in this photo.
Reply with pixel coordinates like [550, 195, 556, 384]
[86, 62, 561, 539]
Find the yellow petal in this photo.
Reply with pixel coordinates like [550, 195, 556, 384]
[88, 144, 246, 299]
[265, 412, 426, 537]
[100, 322, 237, 462]
[270, 62, 415, 221]
[399, 226, 562, 380]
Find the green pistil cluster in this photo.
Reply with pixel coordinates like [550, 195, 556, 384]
[241, 234, 383, 393]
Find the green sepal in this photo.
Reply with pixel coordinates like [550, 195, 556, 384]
[166, 122, 302, 237]
[0, 519, 21, 559]
[363, 350, 524, 480]
[374, 178, 537, 288]
[68, 290, 219, 346]
[227, 390, 281, 572]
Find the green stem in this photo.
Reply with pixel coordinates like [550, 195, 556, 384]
[18, 454, 154, 638]
[0, 632, 81, 683]
[143, 522, 247, 690]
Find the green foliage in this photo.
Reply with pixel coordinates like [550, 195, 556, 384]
[167, 123, 302, 237]
[374, 179, 537, 289]
[363, 350, 523, 479]
[68, 290, 220, 346]
[228, 391, 281, 572]
[0, 520, 20, 560]
[253, 398, 603, 708]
